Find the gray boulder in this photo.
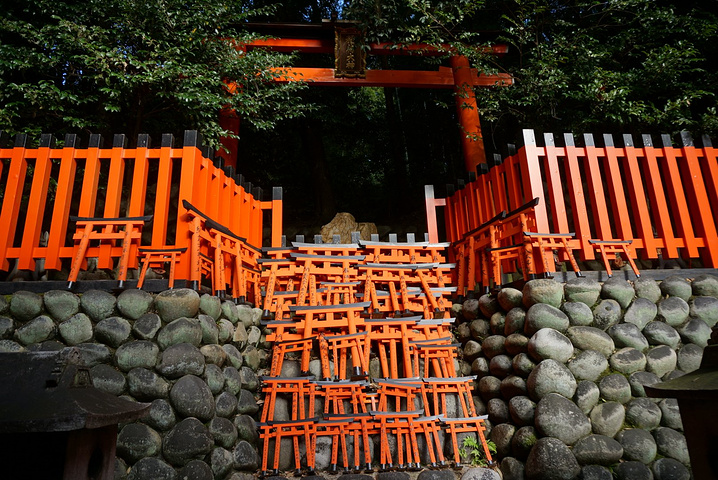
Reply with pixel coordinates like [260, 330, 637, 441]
[658, 399, 683, 430]
[625, 397, 662, 430]
[623, 297, 658, 330]
[490, 312, 506, 335]
[208, 416, 238, 448]
[500, 457, 525, 480]
[598, 373, 632, 404]
[154, 288, 200, 322]
[144, 398, 176, 431]
[589, 402, 625, 437]
[609, 347, 646, 375]
[203, 364, 225, 394]
[115, 340, 159, 372]
[505, 333, 529, 355]
[614, 462, 653, 480]
[157, 343, 206, 379]
[659, 276, 692, 301]
[489, 422, 515, 459]
[498, 287, 523, 311]
[524, 304, 569, 335]
[199, 293, 222, 320]
[616, 428, 657, 464]
[490, 355, 513, 379]
[162, 417, 213, 466]
[462, 298, 480, 320]
[562, 301, 594, 327]
[579, 465, 612, 480]
[592, 299, 622, 331]
[14, 315, 55, 345]
[511, 426, 537, 460]
[233, 440, 260, 471]
[58, 313, 93, 346]
[608, 322, 649, 352]
[500, 375, 527, 399]
[198, 314, 219, 345]
[645, 345, 678, 378]
[127, 367, 170, 401]
[178, 460, 213, 480]
[117, 423, 162, 464]
[657, 296, 689, 327]
[132, 313, 162, 341]
[169, 375, 215, 421]
[653, 427, 690, 465]
[691, 273, 718, 297]
[512, 353, 536, 378]
[567, 350, 608, 382]
[116, 289, 153, 320]
[527, 359, 577, 400]
[9, 291, 44, 322]
[91, 364, 127, 396]
[80, 289, 116, 322]
[643, 321, 681, 348]
[566, 326, 615, 357]
[470, 319, 491, 341]
[571, 434, 623, 466]
[689, 296, 718, 327]
[127, 457, 177, 480]
[534, 393, 591, 446]
[633, 277, 662, 303]
[677, 343, 703, 373]
[157, 317, 202, 350]
[601, 277, 634, 309]
[574, 380, 600, 415]
[524, 437, 580, 480]
[95, 316, 132, 348]
[461, 468, 501, 480]
[564, 277, 601, 306]
[43, 290, 79, 322]
[676, 318, 711, 347]
[522, 279, 563, 309]
[652, 458, 691, 480]
[628, 371, 662, 398]
[508, 396, 536, 426]
[481, 336, 506, 359]
[527, 328, 574, 363]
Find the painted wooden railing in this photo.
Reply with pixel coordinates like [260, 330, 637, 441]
[426, 129, 718, 270]
[0, 130, 283, 282]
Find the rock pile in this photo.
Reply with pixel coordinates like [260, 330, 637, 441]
[454, 274, 716, 480]
[0, 288, 268, 480]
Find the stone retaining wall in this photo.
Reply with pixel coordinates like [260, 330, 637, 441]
[0, 288, 268, 480]
[0, 273, 714, 480]
[455, 274, 717, 480]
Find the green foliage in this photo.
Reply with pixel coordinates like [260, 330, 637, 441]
[0, 0, 311, 146]
[459, 436, 497, 467]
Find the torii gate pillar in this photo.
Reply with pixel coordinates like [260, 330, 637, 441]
[450, 55, 487, 172]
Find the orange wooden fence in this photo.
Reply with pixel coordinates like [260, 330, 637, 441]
[0, 130, 283, 283]
[426, 129, 718, 270]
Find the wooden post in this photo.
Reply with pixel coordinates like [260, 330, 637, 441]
[450, 55, 486, 173]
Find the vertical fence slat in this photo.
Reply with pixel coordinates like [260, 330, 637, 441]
[583, 134, 614, 240]
[563, 135, 593, 260]
[175, 131, 203, 280]
[680, 132, 718, 266]
[271, 186, 283, 248]
[19, 136, 54, 270]
[543, 133, 570, 233]
[642, 135, 677, 257]
[150, 135, 174, 249]
[45, 136, 78, 270]
[518, 130, 550, 232]
[128, 134, 150, 218]
[251, 188, 263, 247]
[602, 135, 635, 245]
[699, 138, 718, 227]
[505, 152, 523, 212]
[77, 135, 103, 218]
[98, 134, 128, 269]
[0, 135, 28, 270]
[659, 135, 699, 257]
[622, 135, 661, 259]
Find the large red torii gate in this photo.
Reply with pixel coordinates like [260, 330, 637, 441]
[219, 20, 512, 173]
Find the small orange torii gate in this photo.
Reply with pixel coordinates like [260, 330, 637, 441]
[219, 20, 512, 173]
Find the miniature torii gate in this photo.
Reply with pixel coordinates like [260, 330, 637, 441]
[219, 20, 512, 173]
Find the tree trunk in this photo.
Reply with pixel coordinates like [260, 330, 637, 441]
[301, 119, 336, 222]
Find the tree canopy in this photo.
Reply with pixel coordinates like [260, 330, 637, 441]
[0, 0, 309, 144]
